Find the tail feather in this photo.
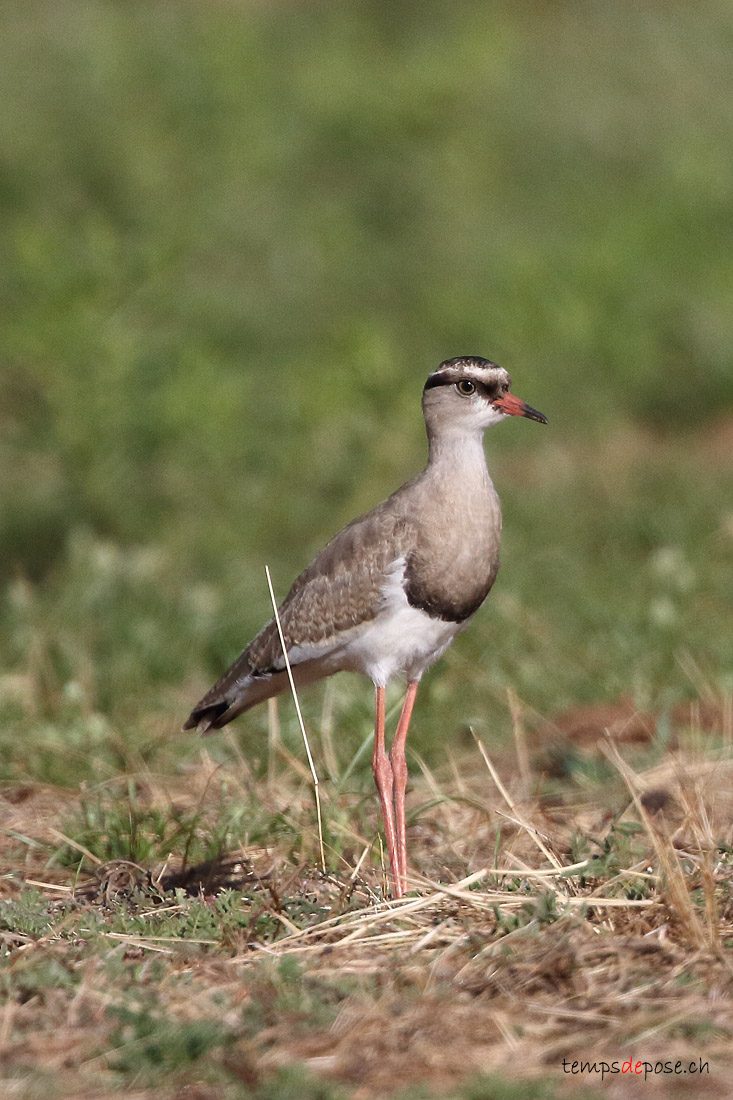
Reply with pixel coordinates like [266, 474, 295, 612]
[182, 644, 258, 733]
[182, 663, 292, 735]
[183, 639, 334, 735]
[181, 699, 231, 733]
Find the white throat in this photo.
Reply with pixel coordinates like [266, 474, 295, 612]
[426, 425, 492, 480]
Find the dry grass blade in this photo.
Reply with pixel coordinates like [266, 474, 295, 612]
[601, 737, 712, 950]
[507, 686, 531, 792]
[46, 828, 103, 867]
[103, 934, 175, 955]
[266, 697, 280, 788]
[23, 879, 74, 894]
[265, 564, 326, 873]
[471, 729, 566, 875]
[515, 860, 590, 877]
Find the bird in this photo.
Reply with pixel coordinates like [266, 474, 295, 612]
[183, 356, 547, 897]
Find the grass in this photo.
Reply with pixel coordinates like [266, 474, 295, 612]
[3, 705, 733, 1097]
[2, 0, 733, 1096]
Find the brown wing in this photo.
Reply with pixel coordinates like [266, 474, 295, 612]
[247, 504, 417, 670]
[182, 497, 418, 730]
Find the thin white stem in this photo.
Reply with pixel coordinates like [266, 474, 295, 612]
[265, 565, 326, 873]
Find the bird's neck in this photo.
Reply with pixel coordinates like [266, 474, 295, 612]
[425, 427, 491, 487]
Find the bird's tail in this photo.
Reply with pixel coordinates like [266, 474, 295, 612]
[182, 649, 288, 734]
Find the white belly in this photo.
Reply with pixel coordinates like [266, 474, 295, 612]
[343, 601, 462, 685]
[281, 557, 467, 688]
[338, 556, 465, 686]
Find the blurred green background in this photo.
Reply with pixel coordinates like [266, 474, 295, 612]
[1, 0, 732, 786]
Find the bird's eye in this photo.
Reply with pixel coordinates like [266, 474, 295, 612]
[456, 379, 476, 396]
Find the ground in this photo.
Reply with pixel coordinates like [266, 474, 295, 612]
[3, 694, 732, 1099]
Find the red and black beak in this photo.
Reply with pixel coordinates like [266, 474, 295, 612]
[492, 392, 548, 424]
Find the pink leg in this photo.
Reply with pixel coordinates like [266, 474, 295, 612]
[389, 679, 419, 894]
[371, 685, 400, 897]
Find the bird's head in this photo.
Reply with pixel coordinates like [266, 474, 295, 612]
[422, 356, 547, 435]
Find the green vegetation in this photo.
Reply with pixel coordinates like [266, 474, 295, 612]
[1, 2, 732, 1097]
[1, 1, 732, 780]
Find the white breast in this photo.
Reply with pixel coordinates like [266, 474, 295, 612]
[337, 557, 465, 687]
